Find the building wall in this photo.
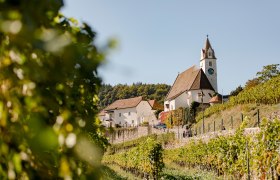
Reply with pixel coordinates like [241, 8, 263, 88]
[174, 92, 190, 108]
[164, 89, 215, 112]
[113, 107, 137, 127]
[136, 101, 155, 125]
[104, 101, 155, 127]
[164, 100, 170, 112]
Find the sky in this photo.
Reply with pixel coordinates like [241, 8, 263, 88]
[62, 1, 280, 94]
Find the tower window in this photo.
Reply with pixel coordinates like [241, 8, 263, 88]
[208, 51, 212, 57]
[119, 113, 121, 117]
[209, 61, 212, 66]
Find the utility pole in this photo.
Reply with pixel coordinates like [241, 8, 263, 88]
[200, 89, 205, 134]
[177, 113, 180, 139]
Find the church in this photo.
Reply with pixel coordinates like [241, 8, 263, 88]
[164, 37, 218, 112]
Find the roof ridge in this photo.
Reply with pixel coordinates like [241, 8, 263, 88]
[189, 69, 201, 90]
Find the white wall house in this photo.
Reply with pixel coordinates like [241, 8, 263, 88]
[102, 96, 155, 127]
[164, 37, 218, 111]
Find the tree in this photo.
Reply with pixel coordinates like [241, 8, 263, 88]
[0, 1, 109, 179]
[98, 83, 171, 110]
[230, 85, 244, 96]
[244, 78, 260, 90]
[256, 64, 280, 83]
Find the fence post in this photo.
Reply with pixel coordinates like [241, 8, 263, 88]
[241, 113, 243, 122]
[203, 117, 205, 134]
[122, 130, 125, 144]
[221, 119, 224, 130]
[246, 140, 251, 180]
[231, 116, 233, 129]
[214, 121, 215, 132]
[257, 109, 260, 127]
[208, 123, 210, 132]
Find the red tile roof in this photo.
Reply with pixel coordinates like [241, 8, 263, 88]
[209, 95, 222, 103]
[104, 96, 143, 111]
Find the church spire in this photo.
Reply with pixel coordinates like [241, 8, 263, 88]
[204, 35, 212, 52]
[200, 36, 218, 92]
[201, 35, 216, 60]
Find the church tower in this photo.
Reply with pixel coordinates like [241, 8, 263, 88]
[200, 36, 218, 92]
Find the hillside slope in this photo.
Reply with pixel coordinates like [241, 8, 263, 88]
[193, 103, 280, 134]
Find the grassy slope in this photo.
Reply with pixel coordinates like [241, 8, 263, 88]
[193, 103, 280, 134]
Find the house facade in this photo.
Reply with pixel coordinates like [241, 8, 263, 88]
[164, 37, 218, 112]
[102, 96, 155, 127]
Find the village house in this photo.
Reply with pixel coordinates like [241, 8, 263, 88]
[101, 96, 156, 127]
[164, 37, 218, 112]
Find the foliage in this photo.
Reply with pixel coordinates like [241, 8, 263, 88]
[106, 133, 175, 155]
[98, 83, 170, 110]
[256, 64, 280, 83]
[244, 78, 260, 90]
[165, 118, 280, 179]
[196, 75, 280, 122]
[103, 138, 164, 179]
[154, 109, 163, 119]
[163, 107, 186, 128]
[254, 118, 280, 179]
[230, 85, 243, 96]
[0, 1, 109, 179]
[180, 119, 248, 177]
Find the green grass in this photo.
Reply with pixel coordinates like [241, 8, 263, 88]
[162, 161, 222, 180]
[101, 164, 142, 180]
[102, 162, 222, 180]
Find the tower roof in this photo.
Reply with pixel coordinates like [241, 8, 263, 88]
[201, 36, 216, 59]
[204, 37, 212, 51]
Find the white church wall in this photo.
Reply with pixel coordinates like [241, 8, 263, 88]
[174, 92, 190, 109]
[190, 89, 215, 104]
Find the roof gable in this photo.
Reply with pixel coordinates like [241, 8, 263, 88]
[148, 100, 164, 110]
[165, 66, 199, 100]
[190, 69, 215, 91]
[104, 96, 143, 111]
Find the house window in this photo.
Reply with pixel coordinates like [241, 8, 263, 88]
[119, 113, 121, 117]
[209, 61, 212, 66]
[165, 104, 169, 109]
[132, 120, 134, 124]
[128, 112, 131, 116]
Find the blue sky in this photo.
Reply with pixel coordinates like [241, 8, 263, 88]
[62, 0, 280, 94]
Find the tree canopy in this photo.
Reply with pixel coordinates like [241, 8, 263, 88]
[256, 64, 280, 83]
[0, 0, 109, 179]
[98, 83, 171, 110]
